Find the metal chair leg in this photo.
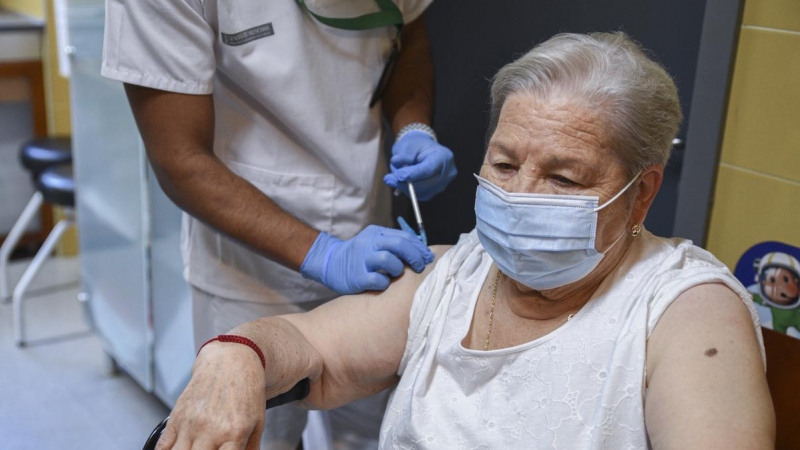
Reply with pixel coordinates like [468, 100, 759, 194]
[0, 192, 44, 302]
[13, 217, 74, 347]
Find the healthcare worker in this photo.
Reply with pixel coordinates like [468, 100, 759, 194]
[101, 0, 454, 449]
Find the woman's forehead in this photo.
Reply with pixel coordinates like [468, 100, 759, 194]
[490, 94, 615, 164]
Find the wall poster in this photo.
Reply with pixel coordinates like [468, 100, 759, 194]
[734, 241, 800, 339]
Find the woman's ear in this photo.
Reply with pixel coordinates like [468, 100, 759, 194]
[632, 164, 663, 225]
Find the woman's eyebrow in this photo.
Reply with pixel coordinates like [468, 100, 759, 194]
[488, 142, 597, 174]
[486, 141, 518, 158]
[537, 153, 594, 171]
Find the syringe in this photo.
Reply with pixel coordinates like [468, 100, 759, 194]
[406, 182, 427, 245]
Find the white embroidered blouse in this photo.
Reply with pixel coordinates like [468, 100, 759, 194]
[379, 229, 763, 449]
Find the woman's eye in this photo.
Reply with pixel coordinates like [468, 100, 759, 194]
[551, 175, 578, 186]
[494, 163, 515, 172]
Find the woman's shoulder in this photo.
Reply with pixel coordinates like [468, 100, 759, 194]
[631, 230, 732, 276]
[425, 230, 486, 277]
[398, 231, 490, 374]
[624, 232, 757, 322]
[632, 231, 765, 362]
[634, 230, 746, 294]
[414, 230, 487, 299]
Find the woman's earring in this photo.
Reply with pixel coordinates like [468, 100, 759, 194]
[631, 223, 642, 237]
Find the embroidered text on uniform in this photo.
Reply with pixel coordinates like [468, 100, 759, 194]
[221, 23, 275, 46]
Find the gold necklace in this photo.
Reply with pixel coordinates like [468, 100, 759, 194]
[484, 270, 576, 351]
[484, 270, 501, 351]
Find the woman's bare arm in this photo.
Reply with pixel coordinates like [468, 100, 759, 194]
[236, 246, 450, 409]
[155, 245, 450, 450]
[645, 283, 775, 449]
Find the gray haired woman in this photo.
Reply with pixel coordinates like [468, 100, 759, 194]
[154, 32, 774, 450]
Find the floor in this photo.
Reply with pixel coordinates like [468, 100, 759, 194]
[0, 257, 169, 450]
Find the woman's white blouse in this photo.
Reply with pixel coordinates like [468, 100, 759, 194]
[380, 229, 764, 449]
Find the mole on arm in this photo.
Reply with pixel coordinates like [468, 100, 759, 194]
[704, 348, 718, 357]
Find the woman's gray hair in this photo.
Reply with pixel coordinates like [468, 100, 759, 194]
[488, 32, 683, 176]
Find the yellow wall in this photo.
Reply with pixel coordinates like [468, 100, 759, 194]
[40, 0, 76, 254]
[706, 0, 800, 269]
[0, 0, 44, 19]
[41, 0, 76, 254]
[42, 0, 71, 136]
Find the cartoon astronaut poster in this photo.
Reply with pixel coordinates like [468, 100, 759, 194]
[734, 241, 800, 339]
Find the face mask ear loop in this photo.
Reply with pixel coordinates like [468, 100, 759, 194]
[601, 228, 627, 255]
[592, 170, 643, 213]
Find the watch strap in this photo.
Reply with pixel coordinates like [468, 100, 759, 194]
[397, 123, 437, 142]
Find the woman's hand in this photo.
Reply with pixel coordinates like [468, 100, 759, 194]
[155, 343, 267, 450]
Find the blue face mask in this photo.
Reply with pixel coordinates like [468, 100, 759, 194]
[474, 173, 640, 291]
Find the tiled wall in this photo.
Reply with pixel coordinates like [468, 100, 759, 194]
[41, 0, 76, 254]
[0, 0, 43, 19]
[42, 0, 71, 136]
[42, 0, 76, 254]
[706, 0, 800, 269]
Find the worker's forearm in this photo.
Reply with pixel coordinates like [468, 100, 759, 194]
[382, 16, 435, 134]
[151, 148, 318, 271]
[124, 84, 319, 270]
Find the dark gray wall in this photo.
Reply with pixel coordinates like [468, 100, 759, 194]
[419, 0, 706, 244]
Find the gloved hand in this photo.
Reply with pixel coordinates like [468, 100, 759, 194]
[383, 130, 457, 201]
[300, 225, 434, 295]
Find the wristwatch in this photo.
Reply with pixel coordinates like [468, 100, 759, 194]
[396, 122, 437, 142]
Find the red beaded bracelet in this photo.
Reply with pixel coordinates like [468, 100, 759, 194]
[198, 334, 266, 369]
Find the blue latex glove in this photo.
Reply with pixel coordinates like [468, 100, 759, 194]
[383, 130, 457, 201]
[397, 216, 426, 246]
[300, 225, 434, 295]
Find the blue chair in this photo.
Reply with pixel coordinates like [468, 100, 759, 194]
[0, 138, 71, 302]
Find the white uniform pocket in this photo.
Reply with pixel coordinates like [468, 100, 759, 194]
[182, 159, 338, 304]
[225, 159, 335, 235]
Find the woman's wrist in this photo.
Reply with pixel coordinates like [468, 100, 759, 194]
[199, 334, 266, 368]
[194, 336, 268, 387]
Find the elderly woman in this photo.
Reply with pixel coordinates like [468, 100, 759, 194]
[155, 32, 774, 450]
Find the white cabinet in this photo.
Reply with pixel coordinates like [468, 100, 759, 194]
[68, 0, 193, 407]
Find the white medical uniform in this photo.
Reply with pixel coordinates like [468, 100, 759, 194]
[102, 0, 431, 448]
[380, 229, 765, 449]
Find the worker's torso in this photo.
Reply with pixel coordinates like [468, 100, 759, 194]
[185, 0, 430, 303]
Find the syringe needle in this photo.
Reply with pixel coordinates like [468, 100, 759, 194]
[407, 182, 427, 245]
